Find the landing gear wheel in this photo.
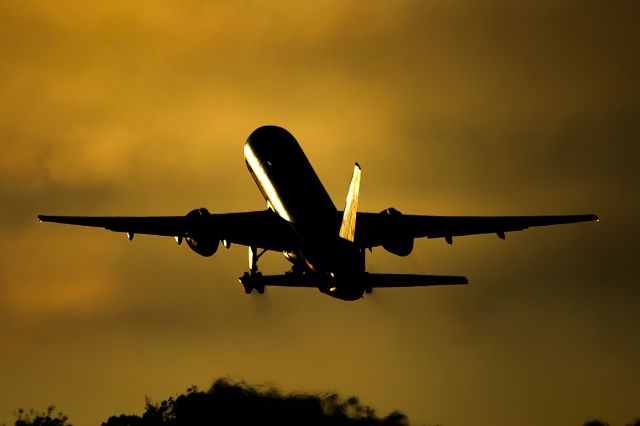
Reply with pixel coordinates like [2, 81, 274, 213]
[240, 272, 253, 294]
[239, 270, 263, 295]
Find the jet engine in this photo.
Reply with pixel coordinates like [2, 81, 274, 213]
[380, 207, 413, 256]
[185, 208, 219, 257]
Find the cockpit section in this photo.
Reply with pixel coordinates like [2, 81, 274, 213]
[243, 125, 337, 225]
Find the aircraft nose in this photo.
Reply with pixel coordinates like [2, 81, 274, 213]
[245, 125, 301, 163]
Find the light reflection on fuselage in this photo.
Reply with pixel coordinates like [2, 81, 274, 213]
[243, 126, 361, 279]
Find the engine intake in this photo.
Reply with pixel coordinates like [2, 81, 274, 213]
[380, 207, 414, 256]
[185, 208, 219, 257]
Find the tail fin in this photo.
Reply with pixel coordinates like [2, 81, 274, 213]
[339, 163, 361, 242]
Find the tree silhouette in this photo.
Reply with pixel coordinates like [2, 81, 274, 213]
[13, 406, 71, 426]
[8, 381, 639, 426]
[583, 419, 640, 426]
[102, 378, 410, 426]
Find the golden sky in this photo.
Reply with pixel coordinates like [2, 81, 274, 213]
[1, 1, 638, 425]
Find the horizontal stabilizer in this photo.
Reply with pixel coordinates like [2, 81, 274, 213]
[362, 273, 468, 287]
[239, 272, 468, 288]
[241, 273, 320, 288]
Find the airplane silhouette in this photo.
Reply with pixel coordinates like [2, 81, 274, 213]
[39, 125, 598, 300]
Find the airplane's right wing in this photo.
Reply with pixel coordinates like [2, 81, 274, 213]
[403, 214, 599, 240]
[355, 212, 599, 247]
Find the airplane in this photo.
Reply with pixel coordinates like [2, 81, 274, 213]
[39, 125, 598, 301]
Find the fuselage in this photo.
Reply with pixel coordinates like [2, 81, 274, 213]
[244, 125, 365, 299]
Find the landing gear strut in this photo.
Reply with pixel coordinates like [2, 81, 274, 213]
[239, 246, 266, 294]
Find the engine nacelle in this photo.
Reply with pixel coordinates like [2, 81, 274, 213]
[380, 207, 414, 257]
[185, 208, 219, 257]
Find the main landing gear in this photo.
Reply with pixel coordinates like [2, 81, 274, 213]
[239, 246, 266, 294]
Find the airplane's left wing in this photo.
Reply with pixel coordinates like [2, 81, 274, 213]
[38, 215, 190, 237]
[38, 209, 298, 252]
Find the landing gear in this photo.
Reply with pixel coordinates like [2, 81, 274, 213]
[239, 246, 266, 294]
[248, 246, 262, 276]
[240, 272, 255, 293]
[240, 271, 265, 294]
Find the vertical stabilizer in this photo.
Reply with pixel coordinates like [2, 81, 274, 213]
[339, 163, 361, 242]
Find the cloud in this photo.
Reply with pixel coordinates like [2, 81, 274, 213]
[1, 1, 638, 425]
